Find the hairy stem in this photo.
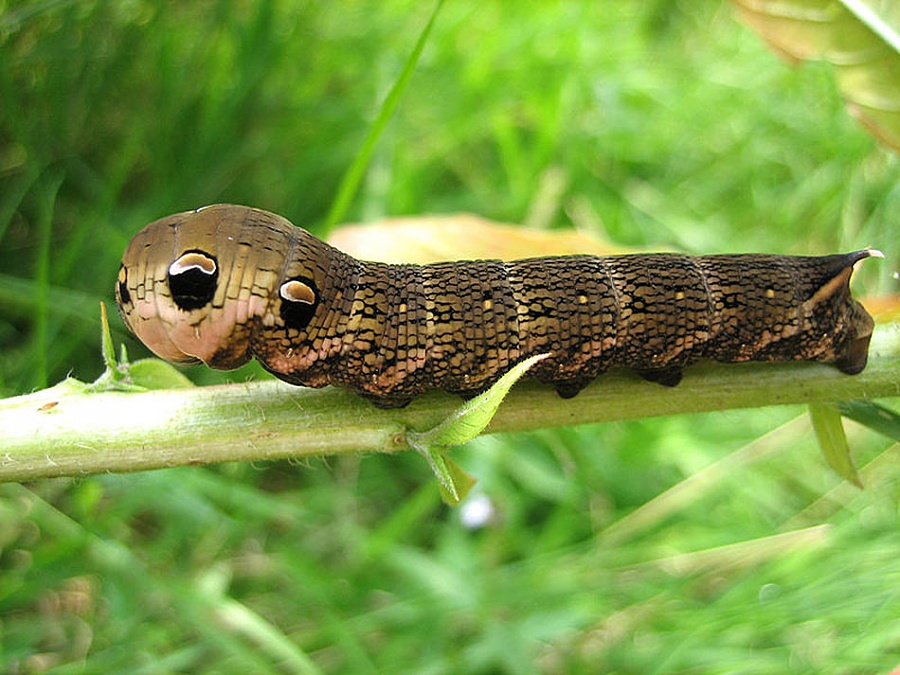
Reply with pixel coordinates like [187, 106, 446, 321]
[1, 324, 898, 483]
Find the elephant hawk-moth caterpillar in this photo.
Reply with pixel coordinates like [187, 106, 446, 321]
[116, 204, 879, 408]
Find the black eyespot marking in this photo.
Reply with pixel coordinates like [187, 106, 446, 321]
[279, 277, 319, 330]
[168, 250, 218, 311]
[117, 265, 132, 306]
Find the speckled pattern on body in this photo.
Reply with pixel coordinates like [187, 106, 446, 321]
[116, 204, 877, 408]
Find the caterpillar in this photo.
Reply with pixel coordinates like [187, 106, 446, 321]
[116, 204, 878, 408]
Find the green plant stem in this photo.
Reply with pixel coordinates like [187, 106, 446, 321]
[1, 324, 898, 483]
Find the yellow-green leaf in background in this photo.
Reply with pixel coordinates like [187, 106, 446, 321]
[328, 214, 629, 265]
[732, 0, 900, 151]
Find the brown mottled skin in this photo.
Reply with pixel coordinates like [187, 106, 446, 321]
[116, 204, 877, 408]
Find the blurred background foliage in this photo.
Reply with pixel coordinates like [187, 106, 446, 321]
[1, 1, 899, 672]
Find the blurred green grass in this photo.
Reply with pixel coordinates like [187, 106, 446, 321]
[1, 1, 899, 673]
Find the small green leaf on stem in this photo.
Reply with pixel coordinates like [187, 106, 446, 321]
[416, 449, 478, 506]
[408, 353, 549, 504]
[87, 301, 139, 392]
[409, 354, 550, 448]
[89, 302, 193, 392]
[127, 359, 195, 390]
[809, 402, 863, 488]
[100, 301, 118, 370]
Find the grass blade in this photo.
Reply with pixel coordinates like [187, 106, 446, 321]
[323, 0, 445, 232]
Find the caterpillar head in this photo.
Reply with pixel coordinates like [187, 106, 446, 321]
[116, 204, 321, 371]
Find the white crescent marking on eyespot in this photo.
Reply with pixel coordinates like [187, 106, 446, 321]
[280, 280, 316, 305]
[169, 252, 217, 277]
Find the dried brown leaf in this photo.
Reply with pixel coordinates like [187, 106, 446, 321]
[733, 0, 900, 150]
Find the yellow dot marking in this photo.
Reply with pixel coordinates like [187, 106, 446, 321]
[578, 295, 589, 304]
[399, 302, 408, 313]
[674, 291, 685, 301]
[483, 298, 493, 311]
[766, 288, 775, 299]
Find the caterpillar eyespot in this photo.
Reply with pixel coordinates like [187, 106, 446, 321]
[279, 277, 319, 331]
[115, 204, 879, 408]
[168, 250, 218, 312]
[116, 265, 131, 306]
[280, 280, 316, 305]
